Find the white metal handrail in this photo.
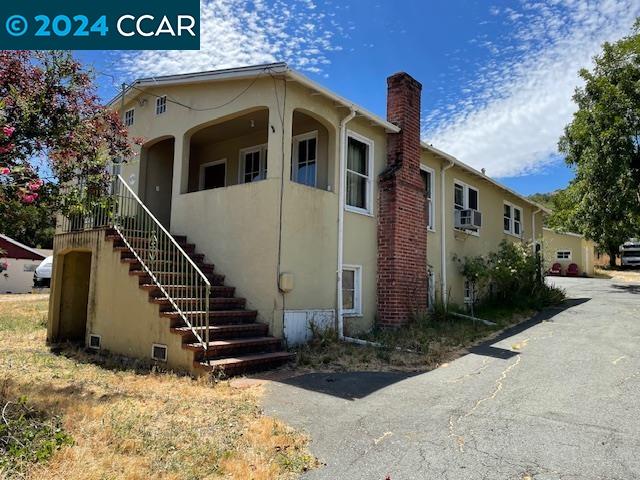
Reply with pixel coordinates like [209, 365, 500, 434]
[58, 175, 212, 350]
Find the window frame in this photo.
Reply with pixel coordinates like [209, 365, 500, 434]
[155, 95, 167, 115]
[238, 144, 268, 184]
[199, 158, 227, 191]
[341, 264, 362, 316]
[503, 201, 523, 237]
[124, 108, 135, 127]
[345, 130, 374, 216]
[151, 343, 168, 362]
[453, 178, 480, 235]
[292, 130, 318, 188]
[556, 250, 572, 260]
[420, 164, 436, 231]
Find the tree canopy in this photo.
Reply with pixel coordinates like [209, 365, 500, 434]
[552, 19, 640, 262]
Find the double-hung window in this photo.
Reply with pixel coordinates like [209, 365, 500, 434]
[504, 202, 523, 236]
[124, 109, 134, 127]
[292, 131, 317, 187]
[342, 265, 362, 316]
[454, 181, 478, 211]
[156, 95, 167, 115]
[239, 145, 268, 183]
[346, 132, 373, 214]
[421, 166, 435, 230]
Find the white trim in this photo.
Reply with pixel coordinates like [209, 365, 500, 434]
[124, 108, 134, 126]
[238, 143, 268, 184]
[556, 250, 572, 260]
[453, 178, 480, 236]
[422, 142, 550, 214]
[543, 227, 584, 238]
[345, 130, 374, 216]
[503, 201, 523, 238]
[341, 264, 362, 316]
[151, 343, 168, 362]
[88, 334, 101, 350]
[199, 158, 227, 190]
[420, 164, 436, 231]
[155, 95, 167, 115]
[0, 234, 46, 259]
[291, 130, 318, 187]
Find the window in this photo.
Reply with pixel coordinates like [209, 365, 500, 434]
[421, 166, 435, 230]
[504, 202, 523, 236]
[342, 265, 362, 316]
[239, 145, 268, 183]
[292, 132, 317, 187]
[151, 344, 167, 362]
[346, 132, 373, 214]
[453, 181, 478, 211]
[556, 250, 572, 260]
[464, 280, 473, 304]
[88, 334, 101, 350]
[199, 159, 227, 190]
[156, 95, 167, 115]
[124, 109, 134, 126]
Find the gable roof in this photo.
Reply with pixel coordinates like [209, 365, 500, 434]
[0, 234, 46, 261]
[421, 142, 551, 214]
[108, 62, 400, 134]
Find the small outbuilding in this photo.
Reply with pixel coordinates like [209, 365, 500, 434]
[0, 234, 49, 293]
[542, 228, 595, 277]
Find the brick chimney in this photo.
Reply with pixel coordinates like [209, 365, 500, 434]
[377, 72, 428, 327]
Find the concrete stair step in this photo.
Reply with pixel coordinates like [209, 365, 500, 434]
[171, 322, 269, 339]
[196, 351, 295, 375]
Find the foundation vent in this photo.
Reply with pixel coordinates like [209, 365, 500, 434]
[151, 344, 168, 362]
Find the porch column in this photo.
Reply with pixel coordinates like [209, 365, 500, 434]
[173, 132, 189, 195]
[266, 99, 293, 180]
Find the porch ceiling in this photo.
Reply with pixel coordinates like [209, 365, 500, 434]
[190, 109, 269, 146]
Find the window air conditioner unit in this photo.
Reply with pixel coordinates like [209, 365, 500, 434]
[455, 209, 482, 230]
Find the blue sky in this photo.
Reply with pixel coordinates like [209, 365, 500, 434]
[77, 0, 640, 195]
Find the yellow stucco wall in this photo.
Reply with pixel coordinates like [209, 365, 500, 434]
[49, 231, 195, 373]
[422, 150, 544, 306]
[542, 228, 595, 276]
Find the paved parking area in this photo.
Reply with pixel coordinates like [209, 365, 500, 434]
[264, 277, 640, 479]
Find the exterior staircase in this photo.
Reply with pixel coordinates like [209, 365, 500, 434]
[106, 229, 294, 375]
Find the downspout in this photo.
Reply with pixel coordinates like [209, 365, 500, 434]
[532, 208, 541, 252]
[337, 108, 356, 340]
[440, 159, 455, 304]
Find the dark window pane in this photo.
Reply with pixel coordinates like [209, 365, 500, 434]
[504, 204, 511, 217]
[298, 141, 307, 163]
[347, 172, 366, 209]
[454, 184, 464, 208]
[203, 163, 226, 190]
[421, 170, 431, 198]
[504, 217, 511, 231]
[468, 188, 478, 210]
[347, 137, 368, 175]
[514, 208, 521, 221]
[514, 222, 520, 235]
[308, 138, 316, 161]
[343, 290, 354, 310]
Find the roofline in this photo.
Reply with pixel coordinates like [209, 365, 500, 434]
[0, 234, 46, 259]
[107, 62, 400, 133]
[542, 227, 584, 238]
[421, 142, 551, 214]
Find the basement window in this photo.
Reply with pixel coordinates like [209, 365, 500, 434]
[151, 344, 168, 362]
[88, 334, 101, 350]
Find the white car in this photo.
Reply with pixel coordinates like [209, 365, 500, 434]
[33, 256, 53, 288]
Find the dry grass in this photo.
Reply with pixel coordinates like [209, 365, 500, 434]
[0, 294, 316, 480]
[594, 267, 640, 283]
[294, 308, 534, 373]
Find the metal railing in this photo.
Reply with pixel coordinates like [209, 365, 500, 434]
[58, 175, 212, 350]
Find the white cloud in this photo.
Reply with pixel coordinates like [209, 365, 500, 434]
[116, 0, 342, 79]
[423, 0, 640, 178]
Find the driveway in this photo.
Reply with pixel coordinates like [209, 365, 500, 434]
[263, 277, 640, 479]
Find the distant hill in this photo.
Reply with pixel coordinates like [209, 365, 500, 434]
[528, 191, 558, 211]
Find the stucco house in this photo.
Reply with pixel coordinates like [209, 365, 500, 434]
[47, 63, 548, 375]
[542, 228, 595, 276]
[0, 234, 49, 294]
